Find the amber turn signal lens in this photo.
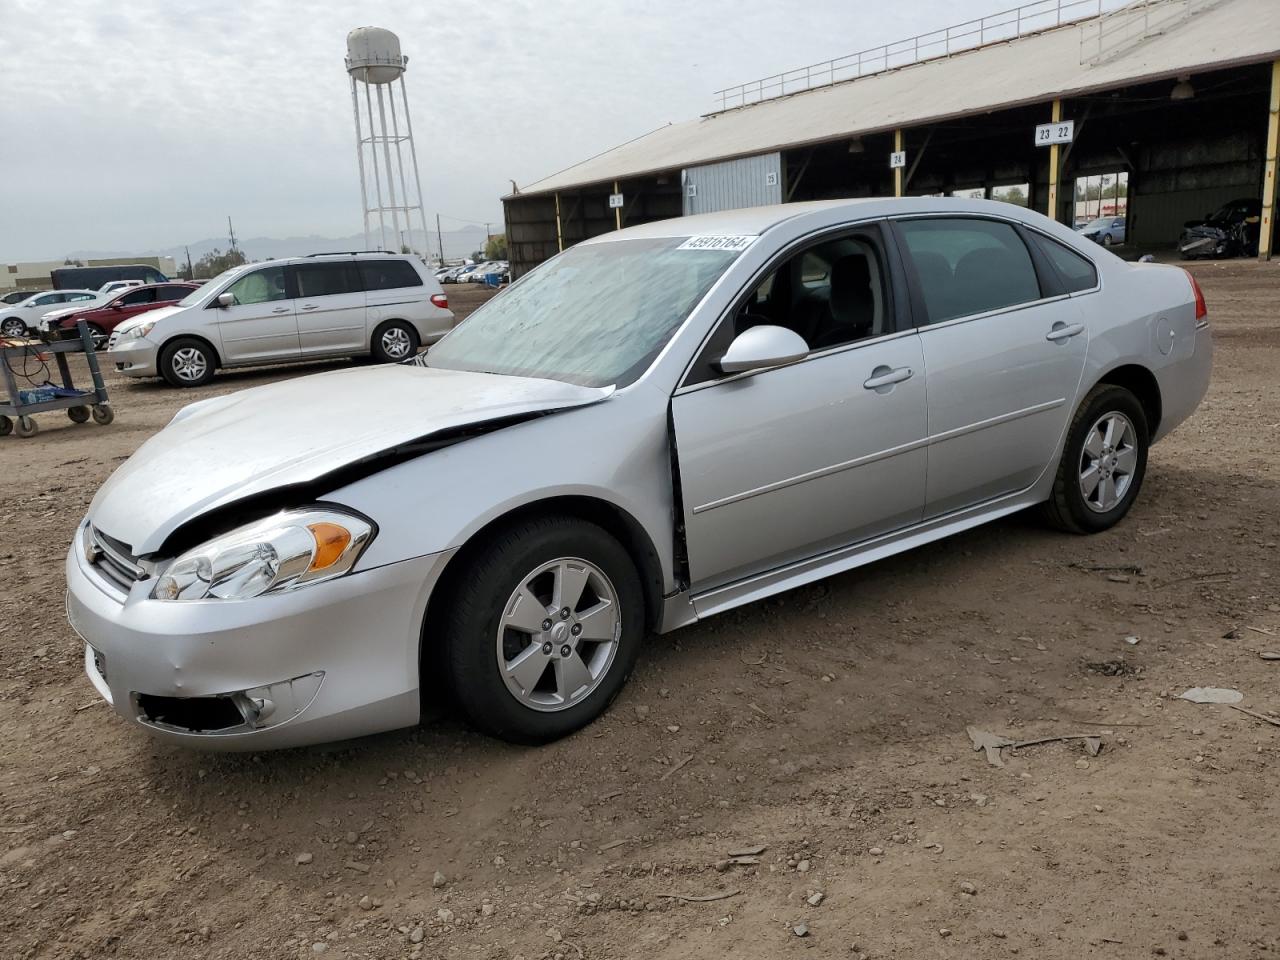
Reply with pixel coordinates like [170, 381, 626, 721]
[307, 522, 352, 571]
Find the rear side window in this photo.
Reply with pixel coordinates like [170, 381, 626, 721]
[119, 288, 157, 306]
[360, 259, 423, 291]
[897, 218, 1041, 324]
[294, 263, 355, 298]
[1030, 233, 1098, 293]
[158, 285, 192, 300]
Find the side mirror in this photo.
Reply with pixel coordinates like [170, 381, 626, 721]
[110, 302, 123, 310]
[216, 292, 235, 308]
[716, 325, 809, 375]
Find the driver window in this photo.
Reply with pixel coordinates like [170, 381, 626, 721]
[223, 266, 287, 306]
[735, 233, 889, 351]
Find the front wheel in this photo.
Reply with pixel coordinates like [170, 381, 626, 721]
[1043, 384, 1149, 534]
[85, 323, 108, 351]
[1102, 234, 1115, 247]
[159, 337, 216, 388]
[370, 320, 420, 363]
[1, 317, 27, 338]
[441, 516, 645, 744]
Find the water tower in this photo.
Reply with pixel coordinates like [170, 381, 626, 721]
[345, 27, 429, 254]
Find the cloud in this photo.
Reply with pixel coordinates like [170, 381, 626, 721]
[0, 0, 1014, 259]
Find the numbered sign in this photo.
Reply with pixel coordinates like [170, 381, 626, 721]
[889, 151, 907, 169]
[608, 193, 624, 209]
[1035, 120, 1074, 146]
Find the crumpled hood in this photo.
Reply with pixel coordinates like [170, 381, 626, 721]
[90, 364, 613, 554]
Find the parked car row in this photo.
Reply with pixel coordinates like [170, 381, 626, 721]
[1, 289, 100, 338]
[39, 282, 199, 350]
[436, 260, 510, 284]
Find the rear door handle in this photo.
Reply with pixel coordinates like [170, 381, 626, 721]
[271, 307, 290, 314]
[863, 366, 913, 390]
[1045, 322, 1085, 342]
[301, 304, 319, 311]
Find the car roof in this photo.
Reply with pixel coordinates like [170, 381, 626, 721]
[580, 196, 1061, 245]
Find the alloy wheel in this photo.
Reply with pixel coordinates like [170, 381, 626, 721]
[171, 347, 208, 382]
[1, 318, 26, 338]
[495, 557, 621, 712]
[1079, 411, 1137, 513]
[381, 326, 412, 359]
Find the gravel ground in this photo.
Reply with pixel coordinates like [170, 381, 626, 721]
[1, 268, 1278, 960]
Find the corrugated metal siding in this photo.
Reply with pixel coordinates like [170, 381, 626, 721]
[682, 153, 783, 216]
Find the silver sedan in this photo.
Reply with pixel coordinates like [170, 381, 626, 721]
[66, 197, 1211, 748]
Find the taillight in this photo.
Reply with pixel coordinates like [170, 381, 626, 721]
[1185, 270, 1207, 322]
[430, 293, 448, 310]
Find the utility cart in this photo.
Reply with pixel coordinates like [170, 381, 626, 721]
[1, 318, 113, 439]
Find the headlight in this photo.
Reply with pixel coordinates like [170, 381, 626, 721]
[121, 320, 157, 341]
[152, 508, 374, 601]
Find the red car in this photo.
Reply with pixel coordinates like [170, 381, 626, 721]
[50, 282, 199, 350]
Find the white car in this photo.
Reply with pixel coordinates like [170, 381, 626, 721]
[99, 280, 146, 295]
[107, 253, 455, 387]
[1, 289, 99, 337]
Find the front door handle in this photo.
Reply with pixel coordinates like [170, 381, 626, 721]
[1045, 322, 1085, 342]
[301, 304, 319, 311]
[863, 365, 913, 390]
[271, 307, 290, 314]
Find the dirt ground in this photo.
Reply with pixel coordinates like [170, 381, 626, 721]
[2, 269, 1278, 960]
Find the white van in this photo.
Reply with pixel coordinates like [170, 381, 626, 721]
[107, 253, 455, 387]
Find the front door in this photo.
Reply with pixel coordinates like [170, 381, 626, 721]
[290, 261, 367, 354]
[893, 216, 1089, 518]
[209, 264, 300, 363]
[672, 224, 928, 593]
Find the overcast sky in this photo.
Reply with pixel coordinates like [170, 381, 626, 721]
[2, 0, 1043, 260]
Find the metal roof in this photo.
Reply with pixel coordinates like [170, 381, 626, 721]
[512, 0, 1280, 199]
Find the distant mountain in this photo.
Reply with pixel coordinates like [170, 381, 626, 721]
[66, 225, 491, 265]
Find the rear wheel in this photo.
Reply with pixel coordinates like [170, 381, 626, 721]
[159, 337, 216, 387]
[67, 406, 90, 423]
[0, 416, 11, 436]
[441, 516, 644, 744]
[85, 323, 108, 351]
[370, 320, 419, 363]
[1043, 384, 1149, 534]
[15, 416, 38, 438]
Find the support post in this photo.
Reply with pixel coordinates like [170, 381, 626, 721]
[350, 76, 371, 250]
[1260, 60, 1280, 260]
[555, 193, 564, 253]
[1047, 99, 1062, 224]
[614, 180, 622, 230]
[894, 129, 904, 197]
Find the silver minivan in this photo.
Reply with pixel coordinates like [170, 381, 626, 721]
[107, 253, 454, 387]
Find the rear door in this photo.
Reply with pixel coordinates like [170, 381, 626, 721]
[290, 261, 368, 354]
[892, 216, 1089, 518]
[208, 264, 300, 363]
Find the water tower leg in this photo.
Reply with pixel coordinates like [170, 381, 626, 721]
[362, 77, 389, 251]
[375, 84, 403, 251]
[399, 75, 433, 263]
[386, 82, 416, 255]
[351, 75, 372, 250]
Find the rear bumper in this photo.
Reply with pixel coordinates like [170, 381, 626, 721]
[66, 526, 452, 750]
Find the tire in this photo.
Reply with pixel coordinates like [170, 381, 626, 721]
[159, 337, 216, 388]
[370, 320, 420, 363]
[91, 404, 114, 425]
[1102, 234, 1115, 247]
[1, 317, 27, 338]
[441, 515, 645, 744]
[0, 415, 11, 436]
[67, 406, 90, 424]
[85, 323, 108, 351]
[15, 416, 38, 438]
[1042, 384, 1149, 534]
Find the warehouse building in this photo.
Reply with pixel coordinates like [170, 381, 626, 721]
[2, 255, 178, 292]
[503, 0, 1280, 276]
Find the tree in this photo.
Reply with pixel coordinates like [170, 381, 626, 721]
[192, 246, 247, 279]
[996, 185, 1027, 206]
[483, 234, 508, 260]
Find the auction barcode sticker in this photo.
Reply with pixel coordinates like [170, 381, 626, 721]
[676, 235, 758, 252]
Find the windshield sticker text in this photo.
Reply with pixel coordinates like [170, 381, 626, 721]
[676, 235, 758, 252]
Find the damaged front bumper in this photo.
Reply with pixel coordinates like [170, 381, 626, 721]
[66, 529, 453, 750]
